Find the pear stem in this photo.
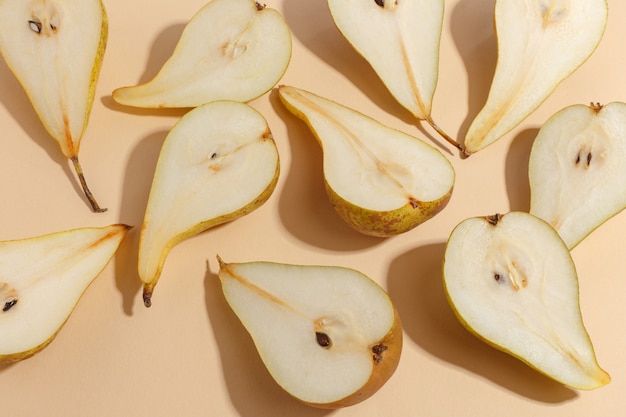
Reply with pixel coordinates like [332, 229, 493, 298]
[425, 117, 468, 156]
[71, 156, 107, 213]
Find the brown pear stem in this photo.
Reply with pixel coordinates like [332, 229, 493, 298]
[425, 117, 469, 157]
[71, 156, 107, 213]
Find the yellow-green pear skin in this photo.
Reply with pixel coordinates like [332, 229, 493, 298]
[0, 0, 109, 212]
[0, 224, 131, 363]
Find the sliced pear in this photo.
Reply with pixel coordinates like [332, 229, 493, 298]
[0, 0, 108, 212]
[327, 0, 457, 148]
[0, 224, 131, 362]
[529, 102, 626, 250]
[443, 212, 610, 390]
[217, 257, 402, 408]
[112, 0, 291, 108]
[464, 0, 608, 155]
[139, 101, 279, 307]
[278, 85, 454, 237]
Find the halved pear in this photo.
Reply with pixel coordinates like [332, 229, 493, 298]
[0, 224, 131, 362]
[217, 257, 402, 408]
[112, 0, 291, 108]
[0, 0, 108, 212]
[327, 0, 458, 148]
[443, 212, 610, 390]
[139, 101, 279, 307]
[278, 85, 454, 237]
[529, 102, 626, 250]
[464, 0, 608, 155]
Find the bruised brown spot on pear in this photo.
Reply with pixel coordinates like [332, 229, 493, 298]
[316, 332, 332, 348]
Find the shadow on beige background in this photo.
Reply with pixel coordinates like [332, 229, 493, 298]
[505, 128, 538, 213]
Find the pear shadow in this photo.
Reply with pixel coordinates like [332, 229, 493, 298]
[386, 243, 578, 403]
[449, 0, 497, 145]
[270, 90, 385, 251]
[203, 263, 335, 417]
[0, 363, 14, 373]
[114, 130, 169, 315]
[505, 128, 538, 213]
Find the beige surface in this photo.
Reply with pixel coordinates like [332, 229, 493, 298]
[1, 0, 625, 415]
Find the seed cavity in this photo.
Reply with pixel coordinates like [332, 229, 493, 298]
[28, 20, 42, 33]
[316, 332, 332, 348]
[372, 343, 388, 364]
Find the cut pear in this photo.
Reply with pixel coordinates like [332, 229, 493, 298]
[0, 224, 131, 362]
[443, 212, 610, 390]
[0, 0, 108, 212]
[529, 102, 626, 250]
[464, 0, 608, 154]
[217, 257, 402, 408]
[139, 101, 279, 307]
[112, 0, 291, 108]
[327, 0, 457, 148]
[278, 85, 454, 237]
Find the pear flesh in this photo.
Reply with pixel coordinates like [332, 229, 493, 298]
[464, 0, 608, 154]
[112, 0, 292, 108]
[139, 101, 280, 307]
[278, 85, 455, 237]
[0, 224, 131, 362]
[0, 0, 108, 212]
[443, 212, 610, 389]
[217, 258, 402, 408]
[529, 102, 626, 250]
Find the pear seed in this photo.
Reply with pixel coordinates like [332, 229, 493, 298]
[494, 273, 501, 282]
[3, 299, 17, 312]
[315, 332, 332, 348]
[28, 20, 42, 34]
[374, 0, 385, 6]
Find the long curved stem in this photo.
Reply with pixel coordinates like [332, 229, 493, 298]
[71, 156, 107, 213]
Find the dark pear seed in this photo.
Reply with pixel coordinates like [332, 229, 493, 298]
[3, 299, 17, 312]
[315, 332, 332, 348]
[375, 0, 385, 7]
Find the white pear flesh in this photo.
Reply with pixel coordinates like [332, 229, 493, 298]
[464, 0, 607, 154]
[278, 85, 455, 237]
[0, 0, 108, 212]
[0, 224, 131, 362]
[112, 0, 291, 108]
[217, 258, 402, 408]
[443, 212, 610, 390]
[327, 0, 454, 146]
[139, 101, 279, 307]
[529, 102, 626, 250]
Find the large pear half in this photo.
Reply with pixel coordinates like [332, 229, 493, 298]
[529, 102, 626, 250]
[278, 85, 455, 237]
[0, 224, 130, 362]
[464, 0, 607, 154]
[112, 0, 291, 108]
[0, 0, 108, 212]
[443, 212, 609, 390]
[139, 101, 279, 307]
[217, 257, 402, 408]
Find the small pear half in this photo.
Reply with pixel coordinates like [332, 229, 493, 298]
[217, 257, 402, 408]
[443, 212, 610, 390]
[139, 101, 280, 307]
[278, 85, 455, 237]
[112, 0, 291, 108]
[0, 0, 109, 212]
[0, 224, 131, 362]
[327, 0, 458, 148]
[529, 102, 626, 250]
[464, 0, 608, 154]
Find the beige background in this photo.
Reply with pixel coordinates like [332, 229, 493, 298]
[1, 0, 625, 416]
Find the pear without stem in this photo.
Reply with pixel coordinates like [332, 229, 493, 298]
[443, 212, 610, 390]
[278, 85, 454, 237]
[0, 0, 109, 212]
[464, 0, 607, 155]
[529, 102, 626, 250]
[217, 257, 402, 408]
[112, 0, 291, 109]
[0, 224, 131, 362]
[327, 0, 458, 149]
[139, 101, 280, 307]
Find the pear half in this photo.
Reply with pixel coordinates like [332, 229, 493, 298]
[139, 101, 279, 307]
[0, 224, 131, 362]
[464, 0, 608, 155]
[443, 212, 610, 390]
[217, 257, 402, 408]
[112, 0, 291, 108]
[278, 85, 455, 237]
[327, 0, 458, 149]
[0, 0, 108, 212]
[529, 102, 626, 250]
